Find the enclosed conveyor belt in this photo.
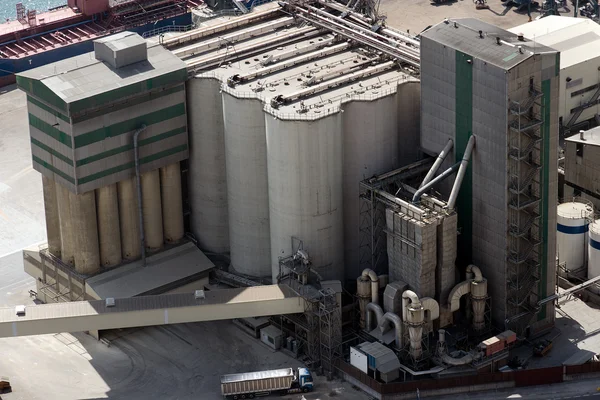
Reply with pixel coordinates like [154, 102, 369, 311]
[162, 7, 283, 48]
[0, 285, 304, 338]
[173, 16, 296, 58]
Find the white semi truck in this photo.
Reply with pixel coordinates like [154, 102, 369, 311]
[220, 367, 313, 399]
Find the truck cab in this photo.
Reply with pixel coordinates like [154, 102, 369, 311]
[297, 368, 314, 391]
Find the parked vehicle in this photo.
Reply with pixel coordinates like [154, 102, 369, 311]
[220, 367, 313, 399]
[0, 377, 11, 392]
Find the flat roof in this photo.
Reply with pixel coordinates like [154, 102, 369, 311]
[85, 242, 214, 299]
[18, 35, 186, 106]
[509, 17, 600, 69]
[565, 126, 600, 146]
[421, 18, 556, 70]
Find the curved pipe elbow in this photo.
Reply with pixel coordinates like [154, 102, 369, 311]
[361, 268, 379, 304]
[420, 297, 440, 321]
[466, 264, 483, 282]
[361, 268, 378, 282]
[379, 312, 403, 349]
[402, 290, 421, 321]
[448, 280, 471, 313]
[366, 302, 384, 331]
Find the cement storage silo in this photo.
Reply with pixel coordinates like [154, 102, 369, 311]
[557, 202, 593, 277]
[222, 93, 271, 277]
[42, 176, 61, 257]
[96, 184, 122, 267]
[69, 190, 100, 275]
[118, 177, 142, 261]
[56, 184, 74, 266]
[342, 94, 400, 280]
[588, 219, 600, 294]
[141, 169, 164, 251]
[160, 163, 185, 243]
[266, 113, 344, 281]
[188, 77, 230, 253]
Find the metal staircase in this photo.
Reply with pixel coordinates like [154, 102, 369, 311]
[232, 0, 250, 13]
[566, 85, 600, 129]
[506, 82, 545, 332]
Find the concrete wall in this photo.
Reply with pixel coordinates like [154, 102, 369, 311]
[564, 140, 600, 196]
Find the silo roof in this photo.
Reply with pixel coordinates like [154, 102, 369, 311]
[421, 18, 557, 70]
[17, 37, 187, 115]
[565, 126, 600, 147]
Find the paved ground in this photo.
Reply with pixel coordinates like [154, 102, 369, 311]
[380, 0, 574, 35]
[0, 85, 45, 258]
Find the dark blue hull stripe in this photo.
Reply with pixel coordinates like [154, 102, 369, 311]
[558, 223, 588, 234]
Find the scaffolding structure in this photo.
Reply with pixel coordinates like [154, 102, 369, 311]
[358, 159, 434, 273]
[317, 288, 342, 375]
[506, 81, 545, 335]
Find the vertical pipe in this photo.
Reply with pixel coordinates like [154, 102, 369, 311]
[133, 125, 147, 266]
[160, 163, 184, 244]
[56, 183, 74, 265]
[69, 190, 100, 275]
[419, 139, 453, 189]
[42, 176, 61, 257]
[118, 177, 141, 261]
[141, 169, 164, 250]
[412, 162, 461, 203]
[96, 183, 122, 267]
[447, 135, 476, 210]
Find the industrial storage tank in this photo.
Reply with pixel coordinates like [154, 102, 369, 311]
[589, 219, 600, 294]
[222, 93, 271, 277]
[187, 77, 230, 253]
[557, 201, 593, 277]
[266, 113, 344, 281]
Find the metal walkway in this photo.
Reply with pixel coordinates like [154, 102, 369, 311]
[0, 285, 304, 338]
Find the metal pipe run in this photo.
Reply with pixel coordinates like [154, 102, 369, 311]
[361, 268, 379, 304]
[366, 302, 384, 331]
[412, 162, 461, 203]
[447, 135, 476, 210]
[133, 125, 148, 268]
[420, 139, 453, 189]
[379, 312, 403, 349]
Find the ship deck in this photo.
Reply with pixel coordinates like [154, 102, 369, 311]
[0, 6, 78, 36]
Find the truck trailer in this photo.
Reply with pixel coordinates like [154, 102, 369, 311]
[220, 367, 313, 399]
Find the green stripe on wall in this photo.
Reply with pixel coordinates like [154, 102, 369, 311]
[455, 50, 474, 266]
[69, 68, 187, 114]
[28, 95, 70, 123]
[31, 138, 73, 166]
[74, 103, 186, 148]
[32, 155, 75, 184]
[29, 114, 72, 147]
[77, 144, 188, 185]
[71, 84, 185, 124]
[538, 79, 551, 321]
[76, 126, 187, 167]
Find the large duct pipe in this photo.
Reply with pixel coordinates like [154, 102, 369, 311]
[412, 162, 461, 203]
[402, 290, 425, 359]
[466, 264, 483, 282]
[361, 268, 379, 304]
[357, 275, 372, 329]
[419, 139, 453, 189]
[448, 280, 471, 312]
[379, 312, 403, 349]
[366, 302, 384, 331]
[402, 290, 421, 321]
[421, 297, 440, 322]
[447, 135, 476, 210]
[133, 125, 147, 267]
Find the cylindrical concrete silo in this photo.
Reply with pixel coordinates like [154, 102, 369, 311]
[69, 190, 100, 274]
[342, 95, 400, 280]
[118, 177, 141, 261]
[557, 202, 592, 277]
[187, 77, 230, 253]
[96, 183, 122, 267]
[266, 113, 344, 281]
[141, 169, 164, 251]
[56, 183, 74, 265]
[222, 93, 270, 277]
[588, 219, 600, 294]
[42, 176, 61, 257]
[160, 163, 184, 244]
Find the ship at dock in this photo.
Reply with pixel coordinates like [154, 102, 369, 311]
[0, 0, 203, 87]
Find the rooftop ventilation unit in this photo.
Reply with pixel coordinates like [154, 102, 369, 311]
[106, 297, 116, 307]
[195, 290, 206, 300]
[94, 32, 148, 69]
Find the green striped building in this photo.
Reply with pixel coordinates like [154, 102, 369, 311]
[17, 32, 189, 194]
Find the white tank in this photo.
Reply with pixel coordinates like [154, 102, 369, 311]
[222, 93, 271, 277]
[266, 113, 344, 281]
[557, 202, 592, 277]
[187, 77, 230, 253]
[588, 220, 600, 294]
